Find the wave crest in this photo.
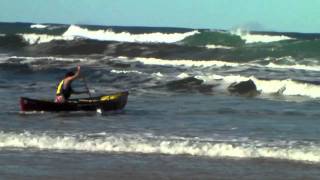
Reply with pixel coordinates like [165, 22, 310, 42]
[231, 29, 293, 43]
[63, 25, 199, 43]
[20, 33, 74, 44]
[16, 25, 199, 45]
[0, 131, 319, 163]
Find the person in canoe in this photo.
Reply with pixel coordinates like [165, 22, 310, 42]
[55, 65, 89, 103]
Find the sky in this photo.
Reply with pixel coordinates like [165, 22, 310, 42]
[1, 0, 319, 33]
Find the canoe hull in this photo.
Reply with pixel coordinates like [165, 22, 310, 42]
[20, 91, 128, 112]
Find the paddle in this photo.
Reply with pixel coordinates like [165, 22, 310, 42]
[82, 76, 102, 114]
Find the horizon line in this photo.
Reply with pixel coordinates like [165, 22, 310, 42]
[1, 20, 320, 34]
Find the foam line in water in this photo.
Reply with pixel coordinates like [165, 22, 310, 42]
[205, 45, 233, 49]
[0, 131, 319, 163]
[266, 63, 320, 72]
[131, 57, 240, 68]
[111, 69, 144, 75]
[4, 56, 88, 64]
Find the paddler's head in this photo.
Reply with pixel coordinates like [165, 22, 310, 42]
[65, 71, 75, 78]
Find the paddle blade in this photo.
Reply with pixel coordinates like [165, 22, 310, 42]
[96, 108, 102, 114]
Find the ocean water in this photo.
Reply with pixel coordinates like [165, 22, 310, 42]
[1, 22, 320, 179]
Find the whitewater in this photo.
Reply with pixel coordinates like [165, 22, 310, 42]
[1, 131, 320, 163]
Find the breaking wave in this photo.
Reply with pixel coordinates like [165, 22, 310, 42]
[62, 25, 199, 43]
[5, 25, 198, 45]
[0, 131, 319, 163]
[20, 33, 74, 44]
[1, 23, 320, 61]
[196, 74, 320, 98]
[1, 25, 296, 46]
[231, 29, 293, 43]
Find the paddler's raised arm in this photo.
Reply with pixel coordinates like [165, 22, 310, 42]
[66, 65, 81, 81]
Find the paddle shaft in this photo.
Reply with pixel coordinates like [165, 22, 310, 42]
[81, 77, 102, 113]
[82, 76, 93, 99]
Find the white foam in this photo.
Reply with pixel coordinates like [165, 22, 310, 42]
[262, 57, 320, 72]
[12, 56, 87, 61]
[3, 56, 88, 64]
[132, 57, 240, 68]
[30, 24, 48, 29]
[63, 25, 199, 43]
[255, 78, 320, 98]
[111, 69, 144, 74]
[110, 69, 164, 80]
[20, 25, 198, 45]
[177, 73, 190, 79]
[129, 56, 320, 73]
[232, 29, 292, 43]
[151, 72, 164, 78]
[266, 63, 320, 72]
[20, 33, 74, 44]
[0, 131, 319, 163]
[206, 44, 233, 49]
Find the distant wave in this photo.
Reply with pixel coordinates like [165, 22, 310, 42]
[0, 131, 319, 163]
[30, 24, 48, 29]
[15, 36, 320, 61]
[1, 26, 320, 62]
[4, 55, 320, 73]
[205, 45, 233, 49]
[129, 57, 320, 72]
[14, 25, 198, 45]
[63, 25, 199, 43]
[16, 27, 295, 46]
[181, 31, 245, 47]
[231, 29, 293, 43]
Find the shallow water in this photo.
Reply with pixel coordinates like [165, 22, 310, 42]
[1, 91, 320, 179]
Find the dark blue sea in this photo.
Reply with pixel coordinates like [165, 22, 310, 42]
[1, 22, 320, 179]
